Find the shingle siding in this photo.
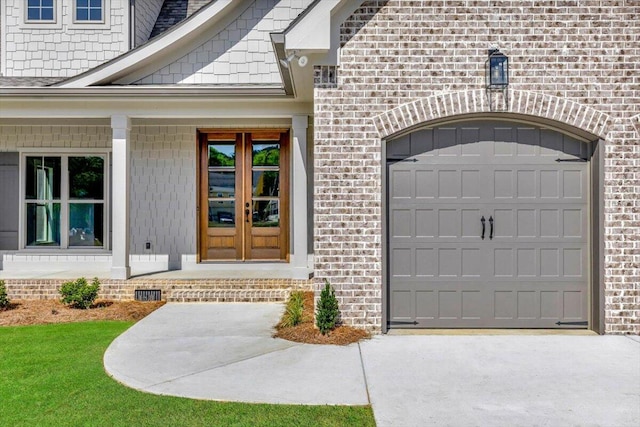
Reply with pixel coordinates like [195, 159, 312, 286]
[313, 0, 640, 334]
[135, 0, 164, 46]
[130, 125, 197, 269]
[136, 0, 315, 85]
[1, 0, 128, 78]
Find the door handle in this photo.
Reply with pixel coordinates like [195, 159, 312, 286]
[245, 208, 250, 223]
[489, 216, 494, 240]
[480, 216, 486, 240]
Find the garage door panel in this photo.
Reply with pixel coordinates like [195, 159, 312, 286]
[415, 248, 437, 277]
[415, 170, 437, 198]
[434, 128, 459, 155]
[415, 291, 437, 320]
[390, 290, 412, 320]
[390, 169, 412, 199]
[390, 209, 412, 238]
[494, 170, 514, 198]
[438, 170, 459, 198]
[389, 280, 587, 327]
[415, 209, 436, 237]
[563, 170, 584, 198]
[438, 209, 459, 237]
[540, 170, 560, 198]
[461, 209, 482, 238]
[387, 121, 589, 328]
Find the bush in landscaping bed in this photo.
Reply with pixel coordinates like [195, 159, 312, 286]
[316, 280, 339, 335]
[59, 277, 100, 309]
[0, 280, 9, 309]
[280, 291, 304, 328]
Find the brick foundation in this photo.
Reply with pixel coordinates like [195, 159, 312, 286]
[2, 278, 313, 303]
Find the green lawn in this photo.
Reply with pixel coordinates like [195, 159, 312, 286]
[0, 321, 375, 427]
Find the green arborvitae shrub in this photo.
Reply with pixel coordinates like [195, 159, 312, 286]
[0, 280, 9, 308]
[280, 291, 304, 328]
[59, 277, 100, 309]
[316, 280, 339, 335]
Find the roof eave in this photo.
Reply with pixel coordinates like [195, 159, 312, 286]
[0, 85, 289, 98]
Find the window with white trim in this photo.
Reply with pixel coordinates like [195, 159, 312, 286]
[26, 0, 55, 22]
[75, 0, 104, 22]
[25, 155, 106, 248]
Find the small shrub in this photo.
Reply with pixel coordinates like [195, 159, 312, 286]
[280, 291, 304, 328]
[316, 280, 339, 335]
[0, 280, 9, 309]
[59, 277, 100, 309]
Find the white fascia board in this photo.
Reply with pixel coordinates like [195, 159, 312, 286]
[0, 97, 313, 119]
[284, 0, 364, 53]
[284, 0, 341, 52]
[0, 85, 287, 97]
[57, 0, 247, 88]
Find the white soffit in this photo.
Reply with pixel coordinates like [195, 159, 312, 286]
[57, 0, 252, 88]
[284, 0, 364, 56]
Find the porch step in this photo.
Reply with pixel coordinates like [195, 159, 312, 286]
[164, 280, 311, 302]
[168, 289, 291, 303]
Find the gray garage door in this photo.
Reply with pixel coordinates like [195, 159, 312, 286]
[387, 121, 590, 328]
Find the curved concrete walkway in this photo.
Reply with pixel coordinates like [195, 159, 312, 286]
[105, 303, 640, 426]
[104, 303, 369, 405]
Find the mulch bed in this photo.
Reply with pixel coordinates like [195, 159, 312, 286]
[1, 293, 370, 346]
[0, 300, 166, 326]
[273, 291, 370, 345]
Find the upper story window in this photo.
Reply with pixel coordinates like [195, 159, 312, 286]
[75, 0, 103, 22]
[26, 0, 55, 22]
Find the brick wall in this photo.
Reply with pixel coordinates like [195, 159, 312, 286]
[2, 0, 128, 77]
[135, 0, 314, 85]
[313, 0, 639, 333]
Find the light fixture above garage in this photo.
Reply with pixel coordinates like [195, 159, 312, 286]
[485, 48, 509, 111]
[485, 48, 509, 88]
[280, 52, 308, 69]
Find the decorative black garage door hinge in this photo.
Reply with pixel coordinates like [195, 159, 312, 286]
[555, 321, 588, 326]
[388, 320, 419, 325]
[555, 158, 588, 162]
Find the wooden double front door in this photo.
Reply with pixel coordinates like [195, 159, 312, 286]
[199, 130, 289, 261]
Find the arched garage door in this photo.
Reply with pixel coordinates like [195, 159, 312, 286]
[387, 121, 590, 328]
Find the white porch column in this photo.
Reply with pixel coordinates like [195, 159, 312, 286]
[111, 115, 131, 279]
[292, 115, 310, 278]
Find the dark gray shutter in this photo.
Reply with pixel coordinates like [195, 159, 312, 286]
[0, 153, 20, 250]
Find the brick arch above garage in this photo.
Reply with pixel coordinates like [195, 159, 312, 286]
[372, 90, 612, 141]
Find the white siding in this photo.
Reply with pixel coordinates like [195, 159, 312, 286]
[2, 0, 128, 77]
[134, 0, 164, 47]
[134, 0, 314, 85]
[130, 125, 196, 269]
[0, 124, 112, 150]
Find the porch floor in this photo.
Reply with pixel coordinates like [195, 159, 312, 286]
[0, 267, 312, 280]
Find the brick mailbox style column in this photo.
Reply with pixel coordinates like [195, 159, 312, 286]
[313, 1, 639, 334]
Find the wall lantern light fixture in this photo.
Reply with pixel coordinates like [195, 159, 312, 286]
[485, 48, 509, 88]
[485, 48, 509, 111]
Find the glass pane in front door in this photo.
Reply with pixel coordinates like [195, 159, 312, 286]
[203, 140, 239, 260]
[200, 132, 288, 261]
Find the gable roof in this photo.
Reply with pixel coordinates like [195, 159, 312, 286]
[150, 0, 215, 40]
[55, 0, 320, 91]
[56, 0, 252, 88]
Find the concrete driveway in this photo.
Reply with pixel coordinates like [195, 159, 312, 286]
[104, 303, 640, 426]
[360, 334, 640, 427]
